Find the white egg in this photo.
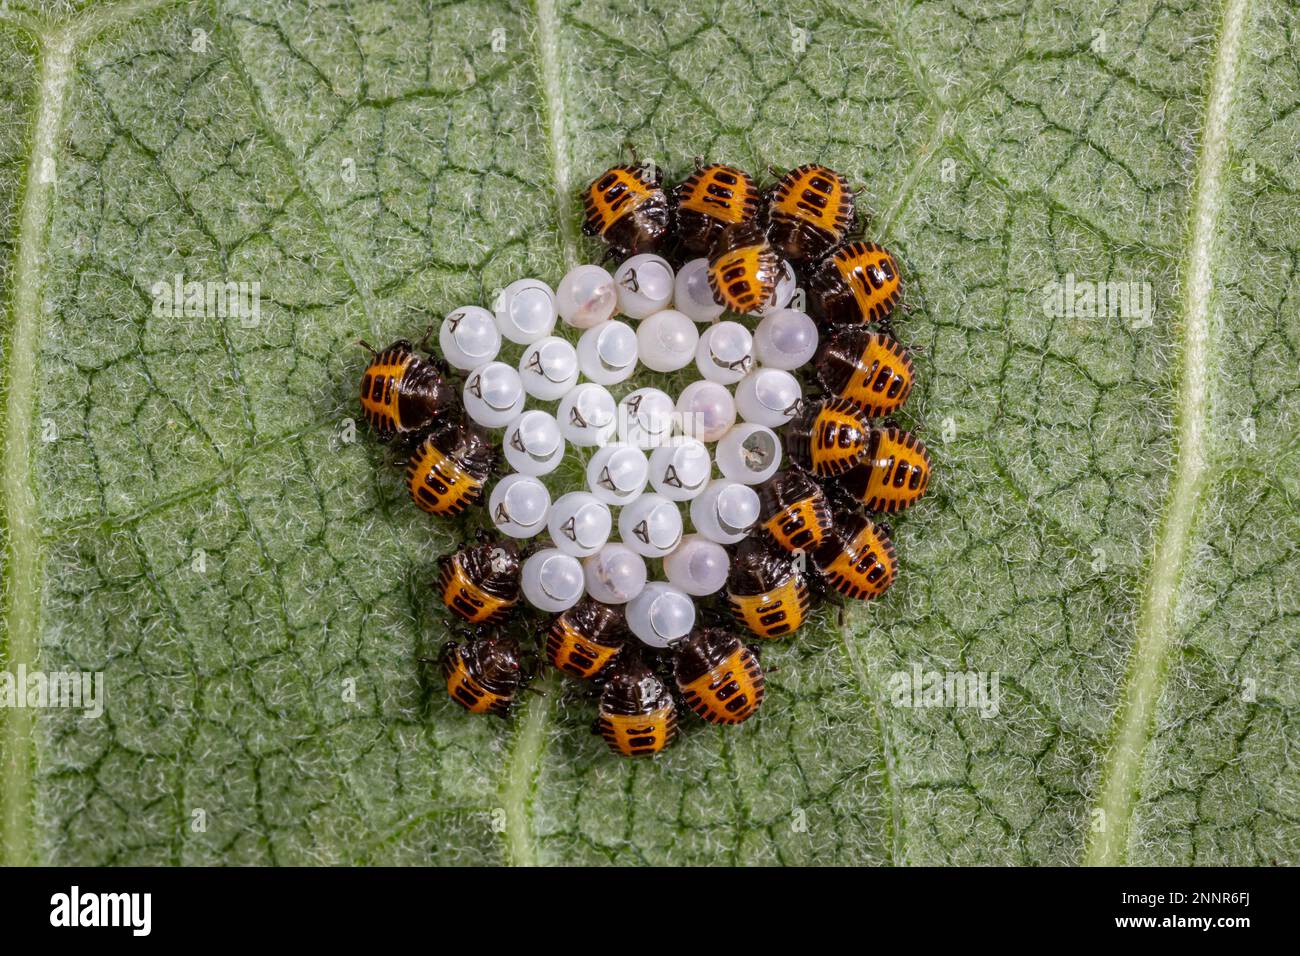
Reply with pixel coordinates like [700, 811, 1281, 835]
[586, 443, 649, 506]
[689, 479, 760, 544]
[463, 361, 525, 428]
[557, 383, 617, 447]
[502, 410, 564, 476]
[663, 535, 731, 596]
[583, 544, 648, 604]
[636, 309, 699, 373]
[547, 492, 613, 558]
[625, 582, 696, 648]
[695, 321, 754, 384]
[519, 336, 579, 401]
[614, 254, 675, 319]
[488, 474, 551, 539]
[618, 387, 676, 449]
[734, 368, 803, 427]
[715, 423, 782, 484]
[438, 306, 501, 370]
[494, 278, 557, 344]
[556, 264, 618, 329]
[753, 308, 818, 370]
[576, 320, 638, 385]
[648, 439, 713, 501]
[673, 257, 725, 323]
[521, 548, 585, 612]
[617, 493, 683, 558]
[675, 380, 736, 443]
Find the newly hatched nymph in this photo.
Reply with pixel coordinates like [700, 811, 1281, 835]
[808, 240, 902, 326]
[406, 423, 496, 516]
[725, 538, 811, 639]
[673, 162, 761, 256]
[756, 468, 834, 555]
[358, 338, 458, 440]
[672, 627, 766, 725]
[784, 398, 873, 477]
[581, 163, 671, 259]
[813, 327, 915, 419]
[840, 426, 932, 514]
[707, 222, 782, 315]
[765, 163, 856, 262]
[546, 598, 627, 680]
[437, 537, 522, 625]
[812, 511, 897, 601]
[595, 658, 678, 757]
[440, 633, 526, 717]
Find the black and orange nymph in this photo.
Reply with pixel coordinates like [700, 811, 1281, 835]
[725, 538, 811, 640]
[358, 338, 458, 440]
[757, 468, 833, 555]
[440, 633, 525, 717]
[813, 327, 914, 419]
[707, 221, 782, 315]
[581, 163, 671, 259]
[406, 423, 495, 516]
[673, 627, 765, 725]
[673, 162, 761, 256]
[546, 598, 627, 680]
[595, 658, 677, 757]
[437, 537, 521, 625]
[766, 163, 855, 262]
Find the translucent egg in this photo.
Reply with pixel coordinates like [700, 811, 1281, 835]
[576, 320, 638, 386]
[690, 479, 761, 544]
[753, 308, 818, 370]
[625, 582, 696, 648]
[557, 383, 617, 447]
[663, 534, 731, 596]
[586, 443, 649, 506]
[759, 260, 798, 315]
[439, 306, 501, 370]
[734, 368, 802, 427]
[648, 439, 713, 501]
[556, 264, 617, 329]
[716, 423, 782, 484]
[618, 387, 676, 449]
[673, 257, 725, 323]
[695, 321, 754, 384]
[503, 410, 565, 476]
[489, 474, 551, 539]
[521, 548, 585, 613]
[636, 309, 700, 373]
[547, 492, 613, 558]
[675, 380, 737, 443]
[463, 361, 525, 428]
[519, 336, 579, 401]
[618, 493, 683, 558]
[583, 544, 648, 604]
[494, 278, 557, 344]
[614, 254, 675, 319]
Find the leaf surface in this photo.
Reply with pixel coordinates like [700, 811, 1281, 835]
[0, 0, 1295, 864]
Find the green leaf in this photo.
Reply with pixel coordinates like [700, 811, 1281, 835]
[0, 0, 1295, 865]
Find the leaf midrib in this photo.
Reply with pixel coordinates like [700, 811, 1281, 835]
[1084, 0, 1251, 865]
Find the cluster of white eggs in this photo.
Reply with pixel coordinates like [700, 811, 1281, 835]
[437, 254, 820, 649]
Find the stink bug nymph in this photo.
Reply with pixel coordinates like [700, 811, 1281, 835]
[707, 222, 782, 315]
[808, 240, 901, 326]
[812, 511, 897, 601]
[406, 423, 496, 515]
[840, 426, 932, 513]
[756, 468, 834, 555]
[784, 397, 873, 477]
[673, 627, 766, 725]
[595, 658, 678, 757]
[546, 598, 627, 679]
[438, 537, 521, 625]
[358, 337, 458, 440]
[766, 163, 855, 262]
[673, 162, 761, 256]
[581, 163, 671, 259]
[813, 327, 915, 419]
[439, 633, 525, 716]
[725, 537, 811, 639]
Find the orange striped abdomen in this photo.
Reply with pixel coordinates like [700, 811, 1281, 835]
[843, 429, 931, 513]
[709, 241, 779, 314]
[359, 348, 415, 437]
[837, 242, 901, 325]
[840, 333, 914, 418]
[727, 576, 810, 639]
[597, 706, 677, 757]
[816, 519, 897, 601]
[677, 645, 765, 724]
[439, 558, 513, 624]
[546, 620, 622, 679]
[443, 647, 511, 716]
[763, 495, 832, 555]
[406, 440, 484, 516]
